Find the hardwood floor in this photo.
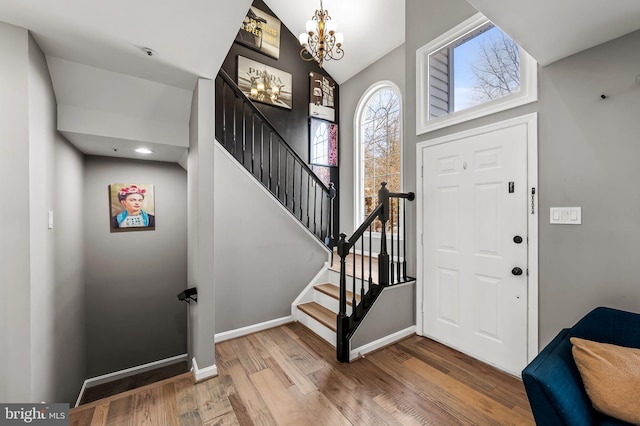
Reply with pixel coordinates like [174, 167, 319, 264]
[70, 323, 534, 425]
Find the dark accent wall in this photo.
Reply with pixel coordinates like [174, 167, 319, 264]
[220, 0, 340, 235]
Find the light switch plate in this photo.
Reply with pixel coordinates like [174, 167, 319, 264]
[550, 207, 581, 224]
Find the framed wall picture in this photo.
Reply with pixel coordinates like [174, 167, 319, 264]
[309, 72, 336, 122]
[312, 165, 331, 187]
[237, 56, 292, 110]
[109, 184, 155, 232]
[309, 118, 338, 167]
[235, 6, 281, 59]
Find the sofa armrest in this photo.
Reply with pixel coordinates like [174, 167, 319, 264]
[522, 328, 594, 426]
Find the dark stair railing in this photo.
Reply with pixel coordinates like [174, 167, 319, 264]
[215, 70, 336, 246]
[336, 182, 415, 362]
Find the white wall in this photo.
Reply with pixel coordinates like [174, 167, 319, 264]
[0, 21, 31, 403]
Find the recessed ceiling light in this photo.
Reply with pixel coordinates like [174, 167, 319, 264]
[135, 148, 153, 154]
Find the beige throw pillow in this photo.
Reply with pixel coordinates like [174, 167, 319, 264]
[570, 337, 640, 425]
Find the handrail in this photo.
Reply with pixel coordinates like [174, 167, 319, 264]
[336, 182, 415, 362]
[217, 69, 330, 193]
[346, 204, 383, 247]
[215, 70, 336, 247]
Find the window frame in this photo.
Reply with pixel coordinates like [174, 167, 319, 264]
[416, 13, 537, 135]
[354, 81, 403, 233]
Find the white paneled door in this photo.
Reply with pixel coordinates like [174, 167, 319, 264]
[420, 121, 529, 375]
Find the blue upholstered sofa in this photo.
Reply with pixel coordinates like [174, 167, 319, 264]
[522, 307, 640, 425]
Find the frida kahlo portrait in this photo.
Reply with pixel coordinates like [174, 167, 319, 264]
[109, 184, 155, 231]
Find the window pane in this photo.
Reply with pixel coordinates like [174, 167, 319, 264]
[427, 21, 522, 116]
[453, 24, 520, 112]
[359, 86, 402, 225]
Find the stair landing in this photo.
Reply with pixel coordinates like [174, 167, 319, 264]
[331, 252, 379, 283]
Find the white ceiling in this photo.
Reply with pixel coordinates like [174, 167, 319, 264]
[1, 0, 640, 161]
[466, 0, 640, 66]
[266, 0, 405, 84]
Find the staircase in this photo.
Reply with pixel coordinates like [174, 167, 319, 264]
[215, 70, 416, 362]
[294, 254, 366, 345]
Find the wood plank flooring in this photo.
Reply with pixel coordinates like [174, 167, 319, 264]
[70, 322, 534, 425]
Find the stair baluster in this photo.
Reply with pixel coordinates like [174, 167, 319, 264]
[215, 70, 336, 247]
[335, 182, 415, 362]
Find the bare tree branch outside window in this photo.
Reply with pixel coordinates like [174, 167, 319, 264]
[362, 89, 401, 232]
[471, 32, 520, 102]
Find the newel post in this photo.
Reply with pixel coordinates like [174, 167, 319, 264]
[336, 233, 350, 362]
[378, 182, 390, 287]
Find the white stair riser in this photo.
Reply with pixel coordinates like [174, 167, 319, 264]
[327, 270, 373, 294]
[296, 309, 336, 347]
[313, 291, 353, 315]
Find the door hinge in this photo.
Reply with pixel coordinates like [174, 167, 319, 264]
[531, 187, 536, 214]
[421, 165, 423, 178]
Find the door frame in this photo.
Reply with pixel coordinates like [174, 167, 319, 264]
[416, 113, 539, 364]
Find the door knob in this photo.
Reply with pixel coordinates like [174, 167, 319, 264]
[512, 267, 523, 276]
[513, 235, 523, 244]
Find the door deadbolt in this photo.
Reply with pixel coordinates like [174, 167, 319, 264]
[513, 235, 523, 244]
[512, 267, 523, 276]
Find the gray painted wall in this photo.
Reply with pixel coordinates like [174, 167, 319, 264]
[537, 29, 640, 345]
[28, 34, 86, 404]
[84, 156, 187, 377]
[405, 0, 640, 349]
[351, 282, 415, 349]
[0, 22, 32, 403]
[339, 44, 406, 237]
[214, 144, 330, 333]
[188, 78, 216, 371]
[0, 23, 86, 404]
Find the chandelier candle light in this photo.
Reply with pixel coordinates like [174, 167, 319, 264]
[299, 0, 344, 68]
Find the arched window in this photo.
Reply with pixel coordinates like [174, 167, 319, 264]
[355, 82, 402, 231]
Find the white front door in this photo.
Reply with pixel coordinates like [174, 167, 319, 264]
[419, 120, 530, 375]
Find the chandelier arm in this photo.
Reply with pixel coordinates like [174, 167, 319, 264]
[301, 1, 343, 67]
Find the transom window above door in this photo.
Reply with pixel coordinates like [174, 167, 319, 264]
[416, 13, 537, 134]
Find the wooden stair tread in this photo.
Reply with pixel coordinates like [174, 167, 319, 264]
[297, 302, 336, 332]
[315, 283, 360, 305]
[330, 252, 379, 283]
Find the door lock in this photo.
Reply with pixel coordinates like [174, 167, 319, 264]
[512, 267, 523, 276]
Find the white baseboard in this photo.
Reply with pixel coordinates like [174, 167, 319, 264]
[75, 353, 188, 407]
[214, 316, 294, 343]
[349, 326, 416, 361]
[191, 358, 218, 382]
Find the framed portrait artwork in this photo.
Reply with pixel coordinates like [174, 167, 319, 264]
[237, 56, 292, 109]
[309, 118, 338, 167]
[109, 184, 155, 232]
[235, 6, 281, 59]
